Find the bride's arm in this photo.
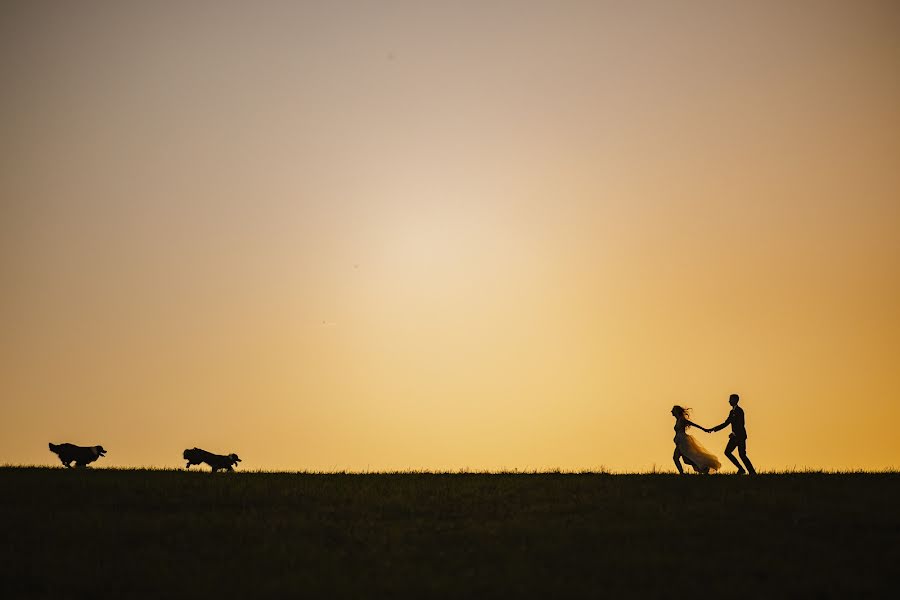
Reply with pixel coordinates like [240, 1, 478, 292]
[686, 420, 710, 432]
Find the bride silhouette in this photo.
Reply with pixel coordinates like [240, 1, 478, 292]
[671, 405, 721, 474]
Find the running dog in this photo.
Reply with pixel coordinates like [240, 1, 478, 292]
[49, 443, 107, 468]
[183, 447, 242, 472]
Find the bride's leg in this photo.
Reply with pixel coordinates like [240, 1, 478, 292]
[673, 448, 685, 474]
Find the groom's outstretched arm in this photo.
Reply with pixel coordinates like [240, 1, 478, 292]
[710, 415, 731, 432]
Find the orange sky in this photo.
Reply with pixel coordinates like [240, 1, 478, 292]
[2, 1, 899, 471]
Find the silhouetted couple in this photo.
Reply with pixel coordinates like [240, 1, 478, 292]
[671, 394, 756, 475]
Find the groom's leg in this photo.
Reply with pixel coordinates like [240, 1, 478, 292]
[724, 437, 746, 474]
[737, 439, 756, 475]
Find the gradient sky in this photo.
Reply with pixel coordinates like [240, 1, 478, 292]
[2, 1, 898, 471]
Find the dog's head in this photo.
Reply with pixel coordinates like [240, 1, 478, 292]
[94, 446, 107, 457]
[229, 453, 241, 464]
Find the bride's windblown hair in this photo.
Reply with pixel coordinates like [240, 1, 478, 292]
[672, 405, 692, 425]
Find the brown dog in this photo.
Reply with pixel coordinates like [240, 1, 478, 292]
[49, 443, 107, 468]
[183, 448, 242, 472]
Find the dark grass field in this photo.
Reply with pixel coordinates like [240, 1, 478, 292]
[1, 468, 898, 598]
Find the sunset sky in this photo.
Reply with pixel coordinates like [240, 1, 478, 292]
[2, 1, 898, 471]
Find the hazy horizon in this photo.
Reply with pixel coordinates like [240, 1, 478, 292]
[2, 1, 899, 471]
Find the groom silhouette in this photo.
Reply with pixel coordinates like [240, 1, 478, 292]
[710, 394, 757, 475]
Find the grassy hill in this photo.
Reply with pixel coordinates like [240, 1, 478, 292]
[1, 467, 897, 597]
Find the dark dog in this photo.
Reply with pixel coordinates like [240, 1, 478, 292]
[49, 443, 107, 468]
[183, 448, 241, 472]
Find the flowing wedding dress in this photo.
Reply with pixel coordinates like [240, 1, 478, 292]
[675, 420, 721, 473]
